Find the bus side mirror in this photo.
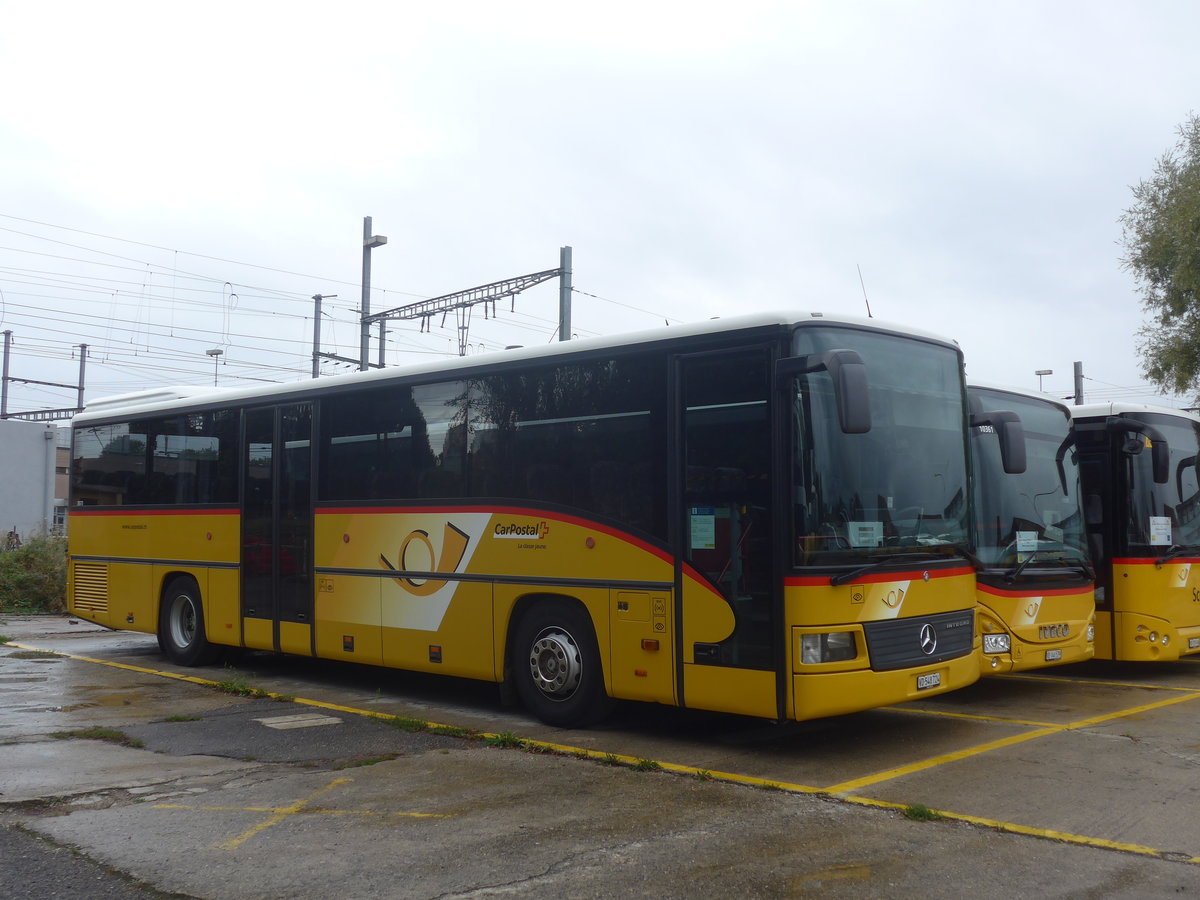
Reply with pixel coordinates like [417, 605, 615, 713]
[1108, 416, 1169, 484]
[970, 409, 1027, 475]
[778, 349, 870, 434]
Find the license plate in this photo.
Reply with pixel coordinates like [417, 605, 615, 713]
[1045, 649, 1063, 662]
[916, 672, 941, 690]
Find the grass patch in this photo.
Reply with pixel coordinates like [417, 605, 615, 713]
[903, 804, 944, 822]
[211, 672, 273, 698]
[163, 714, 202, 723]
[631, 758, 662, 772]
[694, 769, 715, 782]
[52, 727, 144, 749]
[0, 634, 12, 644]
[428, 723, 475, 739]
[6, 649, 63, 660]
[483, 732, 525, 749]
[385, 714, 429, 733]
[0, 534, 67, 614]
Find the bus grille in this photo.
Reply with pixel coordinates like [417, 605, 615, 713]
[863, 609, 974, 671]
[72, 563, 110, 615]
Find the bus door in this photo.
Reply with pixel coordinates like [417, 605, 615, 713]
[677, 346, 780, 719]
[241, 403, 315, 655]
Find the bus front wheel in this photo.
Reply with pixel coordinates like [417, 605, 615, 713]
[513, 601, 614, 728]
[158, 577, 222, 667]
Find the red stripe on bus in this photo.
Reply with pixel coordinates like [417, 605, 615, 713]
[976, 583, 1092, 599]
[316, 504, 675, 566]
[1113, 557, 1200, 565]
[785, 565, 974, 587]
[68, 507, 239, 517]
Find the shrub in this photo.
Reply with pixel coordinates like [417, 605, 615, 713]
[0, 533, 68, 614]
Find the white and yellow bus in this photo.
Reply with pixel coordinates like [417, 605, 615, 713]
[68, 312, 982, 726]
[1071, 402, 1200, 661]
[968, 383, 1094, 673]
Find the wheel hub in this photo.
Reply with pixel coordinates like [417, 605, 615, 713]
[528, 628, 582, 699]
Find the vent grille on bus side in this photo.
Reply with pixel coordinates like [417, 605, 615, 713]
[72, 563, 110, 615]
[862, 609, 975, 671]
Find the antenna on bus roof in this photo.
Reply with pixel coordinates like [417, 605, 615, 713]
[857, 264, 873, 318]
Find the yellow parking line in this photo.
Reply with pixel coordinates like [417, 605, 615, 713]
[827, 689, 1200, 794]
[824, 726, 1059, 794]
[841, 794, 1194, 863]
[998, 671, 1200, 692]
[883, 705, 1060, 727]
[21, 641, 1200, 867]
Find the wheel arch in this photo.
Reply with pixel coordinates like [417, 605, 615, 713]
[503, 591, 614, 697]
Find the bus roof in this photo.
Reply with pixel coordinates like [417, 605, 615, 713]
[967, 380, 1073, 414]
[71, 309, 959, 425]
[1068, 401, 1200, 423]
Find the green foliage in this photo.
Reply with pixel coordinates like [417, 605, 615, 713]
[483, 731, 525, 749]
[903, 804, 944, 822]
[0, 534, 68, 614]
[1121, 113, 1200, 395]
[212, 672, 272, 698]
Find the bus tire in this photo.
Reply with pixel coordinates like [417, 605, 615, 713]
[158, 577, 222, 667]
[512, 600, 614, 727]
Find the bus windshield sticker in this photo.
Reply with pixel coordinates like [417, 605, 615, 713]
[1016, 530, 1038, 553]
[690, 508, 716, 550]
[848, 521, 883, 548]
[1150, 517, 1173, 546]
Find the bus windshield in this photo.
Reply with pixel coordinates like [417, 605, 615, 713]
[971, 389, 1088, 568]
[1125, 413, 1200, 552]
[792, 327, 968, 567]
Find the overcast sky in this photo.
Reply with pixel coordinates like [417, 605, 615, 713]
[1, 0, 1197, 415]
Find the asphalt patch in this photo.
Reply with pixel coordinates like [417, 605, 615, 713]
[118, 701, 465, 766]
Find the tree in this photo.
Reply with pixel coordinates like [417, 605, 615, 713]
[1121, 113, 1200, 396]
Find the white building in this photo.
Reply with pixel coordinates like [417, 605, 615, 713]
[0, 418, 61, 544]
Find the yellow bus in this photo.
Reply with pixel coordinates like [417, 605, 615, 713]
[1071, 402, 1200, 661]
[968, 383, 1094, 673]
[68, 312, 983, 726]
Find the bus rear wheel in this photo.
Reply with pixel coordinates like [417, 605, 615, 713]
[158, 577, 222, 667]
[513, 600, 614, 727]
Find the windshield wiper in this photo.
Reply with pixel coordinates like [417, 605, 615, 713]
[948, 543, 984, 573]
[1004, 552, 1094, 583]
[1155, 544, 1200, 569]
[1004, 551, 1040, 583]
[829, 551, 957, 587]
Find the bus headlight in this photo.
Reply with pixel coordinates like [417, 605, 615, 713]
[982, 633, 1010, 654]
[1087, 624, 1095, 642]
[801, 632, 857, 664]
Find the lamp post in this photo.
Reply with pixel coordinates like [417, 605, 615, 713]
[1035, 369, 1052, 391]
[206, 348, 223, 386]
[359, 217, 388, 371]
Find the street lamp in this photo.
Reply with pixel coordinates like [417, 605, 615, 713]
[1035, 369, 1052, 391]
[359, 216, 388, 371]
[206, 348, 223, 386]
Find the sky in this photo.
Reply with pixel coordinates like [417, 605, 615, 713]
[1, 0, 1198, 416]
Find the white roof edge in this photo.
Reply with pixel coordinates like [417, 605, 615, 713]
[1069, 400, 1200, 422]
[79, 386, 224, 414]
[71, 310, 958, 424]
[967, 380, 1073, 411]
